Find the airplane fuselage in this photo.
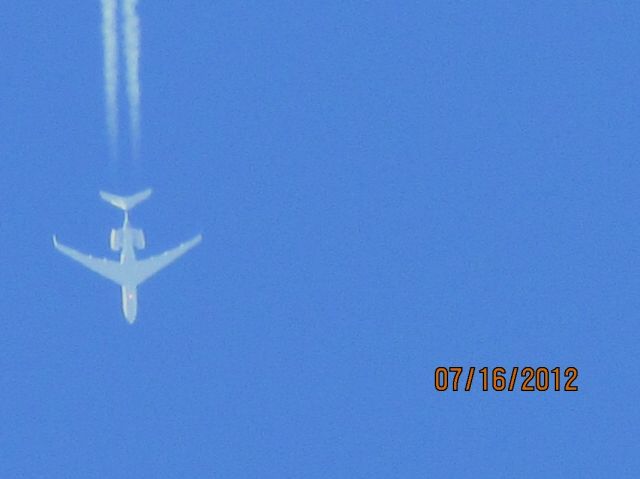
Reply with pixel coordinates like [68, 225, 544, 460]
[116, 214, 142, 323]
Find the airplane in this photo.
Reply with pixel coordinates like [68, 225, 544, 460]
[53, 188, 202, 323]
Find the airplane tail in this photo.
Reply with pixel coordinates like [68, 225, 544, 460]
[99, 188, 152, 211]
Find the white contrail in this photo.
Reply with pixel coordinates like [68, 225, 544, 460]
[101, 0, 119, 155]
[123, 0, 141, 158]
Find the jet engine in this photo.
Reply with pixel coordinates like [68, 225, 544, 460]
[110, 229, 123, 251]
[133, 228, 146, 250]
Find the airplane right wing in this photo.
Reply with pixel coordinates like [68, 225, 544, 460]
[53, 236, 126, 285]
[133, 234, 202, 286]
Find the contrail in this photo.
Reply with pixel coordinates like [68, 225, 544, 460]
[101, 0, 119, 156]
[123, 0, 141, 158]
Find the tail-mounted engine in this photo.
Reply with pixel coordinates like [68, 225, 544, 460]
[110, 227, 146, 251]
[110, 229, 123, 251]
[133, 228, 146, 250]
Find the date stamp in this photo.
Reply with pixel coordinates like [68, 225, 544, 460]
[434, 366, 578, 392]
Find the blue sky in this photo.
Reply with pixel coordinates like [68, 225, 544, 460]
[1, 2, 639, 477]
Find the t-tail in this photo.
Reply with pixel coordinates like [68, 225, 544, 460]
[99, 188, 152, 211]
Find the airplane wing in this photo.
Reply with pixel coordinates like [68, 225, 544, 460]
[133, 234, 202, 285]
[53, 236, 126, 285]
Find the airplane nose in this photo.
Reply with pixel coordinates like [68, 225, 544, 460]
[122, 287, 138, 324]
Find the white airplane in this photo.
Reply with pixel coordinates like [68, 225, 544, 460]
[53, 189, 202, 323]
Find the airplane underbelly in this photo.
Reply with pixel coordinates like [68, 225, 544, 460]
[121, 286, 138, 324]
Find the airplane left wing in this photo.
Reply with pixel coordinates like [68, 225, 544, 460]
[132, 234, 202, 286]
[53, 236, 125, 285]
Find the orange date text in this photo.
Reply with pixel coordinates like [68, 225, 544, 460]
[434, 366, 579, 392]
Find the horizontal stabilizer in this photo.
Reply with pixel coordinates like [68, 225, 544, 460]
[99, 188, 152, 211]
